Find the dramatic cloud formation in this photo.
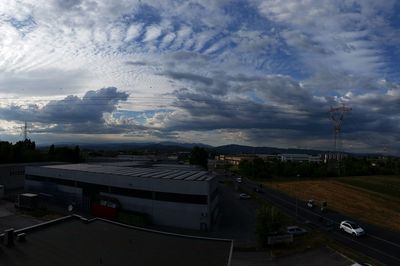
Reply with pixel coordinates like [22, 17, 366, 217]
[0, 0, 399, 153]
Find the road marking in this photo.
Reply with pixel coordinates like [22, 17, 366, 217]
[332, 231, 400, 265]
[368, 234, 400, 249]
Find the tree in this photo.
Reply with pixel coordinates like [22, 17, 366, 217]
[189, 146, 209, 169]
[73, 145, 81, 163]
[256, 205, 287, 247]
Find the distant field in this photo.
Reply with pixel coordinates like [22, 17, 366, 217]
[264, 176, 400, 232]
[337, 175, 400, 200]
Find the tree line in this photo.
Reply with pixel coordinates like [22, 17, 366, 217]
[0, 140, 84, 163]
[237, 157, 400, 179]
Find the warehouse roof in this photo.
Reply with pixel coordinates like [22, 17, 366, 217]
[38, 163, 214, 181]
[1, 216, 232, 266]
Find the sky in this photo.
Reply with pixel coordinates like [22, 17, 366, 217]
[0, 0, 399, 154]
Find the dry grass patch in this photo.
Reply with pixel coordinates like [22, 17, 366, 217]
[264, 180, 400, 232]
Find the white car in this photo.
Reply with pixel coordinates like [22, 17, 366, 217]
[351, 263, 372, 266]
[236, 177, 242, 183]
[339, 221, 365, 236]
[239, 193, 251, 199]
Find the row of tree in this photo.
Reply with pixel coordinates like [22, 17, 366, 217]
[237, 157, 400, 179]
[0, 140, 84, 163]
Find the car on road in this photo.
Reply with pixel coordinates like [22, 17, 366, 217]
[253, 187, 264, 193]
[339, 220, 365, 236]
[286, 226, 307, 236]
[236, 177, 242, 183]
[351, 263, 373, 266]
[239, 193, 251, 199]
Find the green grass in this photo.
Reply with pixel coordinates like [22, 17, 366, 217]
[337, 175, 400, 200]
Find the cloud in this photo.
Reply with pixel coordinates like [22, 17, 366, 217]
[145, 73, 400, 152]
[256, 0, 398, 90]
[0, 87, 142, 134]
[160, 71, 214, 86]
[0, 1, 399, 153]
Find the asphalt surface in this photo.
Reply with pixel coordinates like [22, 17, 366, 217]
[232, 247, 351, 266]
[234, 175, 400, 266]
[214, 182, 258, 246]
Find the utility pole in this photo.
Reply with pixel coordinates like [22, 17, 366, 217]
[329, 104, 351, 175]
[296, 174, 299, 221]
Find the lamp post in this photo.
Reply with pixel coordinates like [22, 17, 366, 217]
[295, 174, 300, 221]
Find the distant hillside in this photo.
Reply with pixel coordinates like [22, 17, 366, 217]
[38, 142, 352, 156]
[39, 142, 211, 153]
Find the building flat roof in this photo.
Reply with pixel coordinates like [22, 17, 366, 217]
[1, 216, 232, 266]
[37, 164, 214, 182]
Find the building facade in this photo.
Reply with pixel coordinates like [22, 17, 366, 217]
[25, 164, 219, 230]
[279, 154, 322, 162]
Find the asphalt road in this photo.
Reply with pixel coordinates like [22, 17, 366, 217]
[235, 176, 400, 266]
[213, 181, 259, 246]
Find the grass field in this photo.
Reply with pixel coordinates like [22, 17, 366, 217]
[336, 175, 400, 200]
[263, 175, 400, 232]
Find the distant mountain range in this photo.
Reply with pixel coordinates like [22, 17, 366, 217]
[38, 141, 335, 155]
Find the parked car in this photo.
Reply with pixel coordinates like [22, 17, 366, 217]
[339, 221, 365, 236]
[239, 193, 251, 199]
[286, 226, 307, 236]
[236, 177, 242, 183]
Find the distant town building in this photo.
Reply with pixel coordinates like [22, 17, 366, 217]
[256, 154, 280, 160]
[214, 155, 257, 165]
[213, 153, 321, 165]
[279, 154, 322, 162]
[322, 153, 348, 163]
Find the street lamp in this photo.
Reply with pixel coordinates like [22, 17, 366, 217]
[295, 174, 300, 221]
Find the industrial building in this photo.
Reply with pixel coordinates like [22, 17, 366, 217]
[279, 154, 322, 162]
[0, 215, 233, 266]
[0, 162, 62, 196]
[25, 164, 219, 230]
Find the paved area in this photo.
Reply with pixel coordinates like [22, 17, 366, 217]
[213, 182, 259, 246]
[0, 200, 43, 231]
[232, 247, 351, 266]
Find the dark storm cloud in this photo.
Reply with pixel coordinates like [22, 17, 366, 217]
[0, 87, 139, 134]
[150, 73, 399, 152]
[160, 71, 214, 86]
[31, 121, 146, 135]
[125, 61, 149, 66]
[0, 87, 128, 123]
[156, 75, 331, 135]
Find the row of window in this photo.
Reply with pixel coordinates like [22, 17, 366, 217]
[26, 175, 208, 205]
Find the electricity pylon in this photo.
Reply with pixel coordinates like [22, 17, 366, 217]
[329, 104, 351, 176]
[330, 104, 352, 157]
